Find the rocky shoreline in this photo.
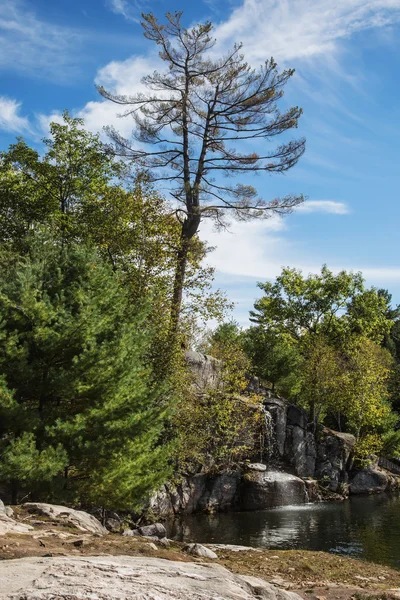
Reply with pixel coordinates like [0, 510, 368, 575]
[149, 352, 399, 519]
[1, 500, 400, 600]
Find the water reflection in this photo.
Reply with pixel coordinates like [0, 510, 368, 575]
[167, 494, 400, 568]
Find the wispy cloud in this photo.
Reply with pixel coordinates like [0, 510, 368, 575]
[296, 200, 350, 215]
[106, 0, 145, 22]
[214, 0, 400, 65]
[0, 96, 30, 134]
[0, 0, 84, 80]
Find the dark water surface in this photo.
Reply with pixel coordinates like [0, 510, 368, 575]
[167, 494, 400, 568]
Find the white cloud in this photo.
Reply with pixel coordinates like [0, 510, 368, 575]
[0, 0, 84, 79]
[296, 200, 350, 215]
[201, 216, 400, 287]
[106, 0, 142, 22]
[201, 217, 292, 280]
[0, 96, 30, 133]
[214, 0, 400, 65]
[37, 54, 160, 137]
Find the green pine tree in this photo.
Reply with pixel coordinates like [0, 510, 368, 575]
[0, 231, 172, 509]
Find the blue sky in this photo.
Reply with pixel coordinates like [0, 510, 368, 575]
[1, 0, 400, 325]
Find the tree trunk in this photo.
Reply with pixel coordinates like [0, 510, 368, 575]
[170, 238, 190, 336]
[170, 212, 201, 335]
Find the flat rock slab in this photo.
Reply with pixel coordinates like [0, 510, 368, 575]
[0, 513, 33, 535]
[0, 555, 303, 600]
[22, 503, 108, 535]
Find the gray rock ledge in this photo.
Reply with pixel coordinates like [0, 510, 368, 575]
[0, 555, 303, 600]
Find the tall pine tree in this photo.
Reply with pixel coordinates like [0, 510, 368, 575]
[0, 231, 172, 508]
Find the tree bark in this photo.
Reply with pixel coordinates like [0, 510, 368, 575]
[170, 238, 190, 335]
[170, 212, 201, 335]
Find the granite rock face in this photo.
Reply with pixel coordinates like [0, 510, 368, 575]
[315, 429, 355, 492]
[150, 471, 242, 516]
[0, 555, 304, 600]
[185, 351, 222, 391]
[241, 469, 307, 511]
[349, 467, 388, 494]
[284, 405, 317, 478]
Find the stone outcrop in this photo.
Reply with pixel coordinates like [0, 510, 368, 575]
[1, 498, 34, 535]
[284, 405, 317, 477]
[0, 555, 303, 600]
[150, 467, 309, 515]
[0, 512, 33, 535]
[241, 469, 308, 511]
[185, 350, 222, 391]
[138, 522, 167, 538]
[23, 503, 108, 535]
[150, 471, 242, 516]
[349, 466, 389, 494]
[315, 429, 355, 492]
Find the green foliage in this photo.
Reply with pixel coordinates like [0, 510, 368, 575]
[242, 326, 300, 394]
[248, 266, 399, 453]
[201, 321, 250, 393]
[297, 335, 343, 431]
[251, 265, 393, 344]
[0, 430, 67, 491]
[381, 430, 400, 459]
[174, 321, 264, 471]
[174, 390, 264, 471]
[0, 232, 172, 509]
[0, 112, 121, 245]
[339, 337, 393, 440]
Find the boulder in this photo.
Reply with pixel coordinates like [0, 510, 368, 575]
[23, 503, 108, 535]
[349, 467, 388, 494]
[241, 470, 307, 510]
[184, 543, 218, 559]
[185, 350, 222, 391]
[0, 498, 4, 512]
[0, 512, 33, 535]
[315, 428, 355, 492]
[106, 517, 121, 532]
[0, 555, 303, 600]
[148, 484, 174, 516]
[122, 528, 140, 537]
[209, 544, 263, 552]
[138, 522, 167, 538]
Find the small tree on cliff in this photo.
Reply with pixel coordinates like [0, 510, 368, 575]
[98, 12, 306, 332]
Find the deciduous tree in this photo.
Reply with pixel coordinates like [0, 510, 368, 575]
[251, 265, 392, 344]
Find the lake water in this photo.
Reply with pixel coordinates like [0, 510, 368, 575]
[167, 494, 400, 568]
